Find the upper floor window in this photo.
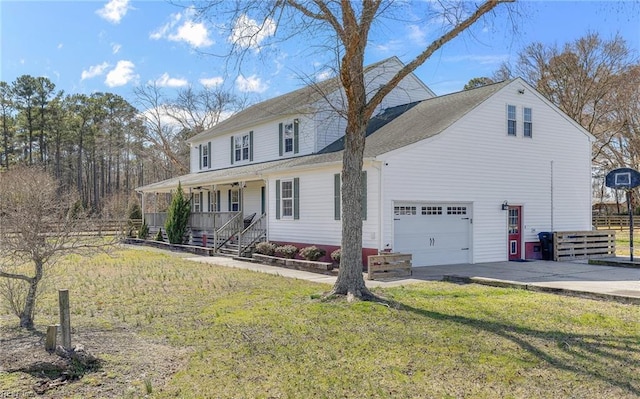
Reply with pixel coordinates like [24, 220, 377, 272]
[199, 142, 211, 170]
[235, 134, 249, 161]
[279, 121, 299, 156]
[523, 107, 532, 138]
[230, 132, 253, 164]
[507, 104, 517, 136]
[284, 123, 294, 153]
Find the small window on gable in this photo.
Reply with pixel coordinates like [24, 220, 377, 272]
[507, 105, 517, 136]
[523, 107, 532, 138]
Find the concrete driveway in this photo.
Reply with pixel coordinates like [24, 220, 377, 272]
[408, 259, 640, 302]
[184, 250, 640, 303]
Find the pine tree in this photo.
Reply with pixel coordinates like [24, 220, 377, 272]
[165, 182, 190, 244]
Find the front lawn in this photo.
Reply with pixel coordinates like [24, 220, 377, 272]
[1, 247, 638, 398]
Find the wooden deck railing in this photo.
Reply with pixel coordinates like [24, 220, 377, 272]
[238, 213, 267, 257]
[553, 230, 616, 261]
[213, 212, 244, 251]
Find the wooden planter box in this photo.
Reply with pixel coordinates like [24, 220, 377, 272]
[367, 253, 412, 280]
[252, 254, 333, 273]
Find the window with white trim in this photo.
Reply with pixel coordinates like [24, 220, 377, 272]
[283, 123, 294, 153]
[235, 134, 250, 162]
[507, 104, 517, 136]
[523, 107, 532, 138]
[202, 144, 209, 168]
[281, 180, 293, 218]
[193, 192, 202, 213]
[230, 189, 240, 212]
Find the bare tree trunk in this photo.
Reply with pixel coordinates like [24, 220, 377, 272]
[19, 261, 43, 329]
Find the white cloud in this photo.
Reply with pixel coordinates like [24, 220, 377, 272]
[200, 76, 223, 87]
[236, 75, 268, 93]
[154, 73, 188, 88]
[229, 14, 275, 50]
[105, 60, 137, 87]
[96, 0, 130, 24]
[81, 62, 110, 81]
[407, 24, 427, 46]
[316, 69, 333, 81]
[374, 39, 403, 53]
[150, 6, 213, 48]
[57, 43, 63, 49]
[112, 43, 122, 54]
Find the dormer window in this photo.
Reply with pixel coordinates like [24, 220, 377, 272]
[230, 132, 253, 164]
[284, 123, 294, 153]
[279, 121, 299, 156]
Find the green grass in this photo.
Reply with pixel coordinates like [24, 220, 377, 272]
[2, 247, 639, 398]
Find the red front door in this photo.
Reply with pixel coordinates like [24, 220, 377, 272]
[508, 206, 522, 260]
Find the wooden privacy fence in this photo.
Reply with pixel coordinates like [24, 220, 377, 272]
[593, 214, 638, 230]
[367, 253, 412, 280]
[553, 230, 615, 261]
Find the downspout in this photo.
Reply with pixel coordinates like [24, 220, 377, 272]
[372, 160, 384, 254]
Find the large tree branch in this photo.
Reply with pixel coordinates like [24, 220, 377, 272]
[368, 0, 513, 114]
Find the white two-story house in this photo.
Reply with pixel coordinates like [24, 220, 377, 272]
[137, 56, 593, 267]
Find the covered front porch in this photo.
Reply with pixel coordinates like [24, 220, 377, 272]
[140, 179, 267, 257]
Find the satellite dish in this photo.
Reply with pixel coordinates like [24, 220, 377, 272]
[605, 167, 640, 190]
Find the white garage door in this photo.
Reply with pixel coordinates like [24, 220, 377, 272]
[393, 203, 472, 267]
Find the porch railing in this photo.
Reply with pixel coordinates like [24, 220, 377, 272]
[144, 212, 238, 231]
[238, 213, 267, 257]
[213, 212, 244, 251]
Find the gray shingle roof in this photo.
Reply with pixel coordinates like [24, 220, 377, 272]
[188, 57, 403, 143]
[138, 79, 512, 192]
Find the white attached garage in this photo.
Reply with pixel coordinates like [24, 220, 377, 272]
[393, 202, 473, 267]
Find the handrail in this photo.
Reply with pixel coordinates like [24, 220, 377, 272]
[213, 212, 243, 251]
[238, 213, 267, 257]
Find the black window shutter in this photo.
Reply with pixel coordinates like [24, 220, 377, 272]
[207, 141, 212, 168]
[278, 123, 283, 156]
[249, 131, 254, 161]
[275, 180, 281, 219]
[230, 136, 234, 165]
[261, 186, 265, 215]
[199, 144, 202, 169]
[216, 190, 221, 212]
[294, 121, 299, 154]
[334, 173, 341, 220]
[228, 190, 232, 211]
[293, 177, 300, 220]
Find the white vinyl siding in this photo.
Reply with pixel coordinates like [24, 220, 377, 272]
[380, 83, 591, 264]
[268, 167, 379, 248]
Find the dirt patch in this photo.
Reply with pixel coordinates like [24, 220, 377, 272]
[0, 321, 189, 398]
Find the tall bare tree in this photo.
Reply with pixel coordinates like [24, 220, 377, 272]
[495, 33, 636, 163]
[0, 166, 109, 328]
[197, 0, 515, 300]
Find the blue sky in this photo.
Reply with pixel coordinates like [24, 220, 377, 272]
[1, 0, 638, 108]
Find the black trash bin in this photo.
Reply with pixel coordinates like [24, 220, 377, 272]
[538, 232, 553, 260]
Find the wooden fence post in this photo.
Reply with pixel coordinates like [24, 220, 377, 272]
[59, 289, 71, 349]
[45, 325, 58, 352]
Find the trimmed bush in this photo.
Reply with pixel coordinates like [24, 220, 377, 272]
[330, 248, 341, 263]
[275, 245, 298, 259]
[155, 228, 164, 242]
[138, 221, 150, 239]
[254, 241, 277, 256]
[299, 246, 326, 261]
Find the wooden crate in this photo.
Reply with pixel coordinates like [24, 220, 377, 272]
[367, 253, 412, 280]
[553, 230, 615, 261]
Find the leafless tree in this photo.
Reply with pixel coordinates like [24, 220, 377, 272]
[0, 166, 111, 329]
[196, 0, 516, 300]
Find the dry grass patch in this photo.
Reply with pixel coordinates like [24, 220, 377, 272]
[1, 247, 638, 398]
